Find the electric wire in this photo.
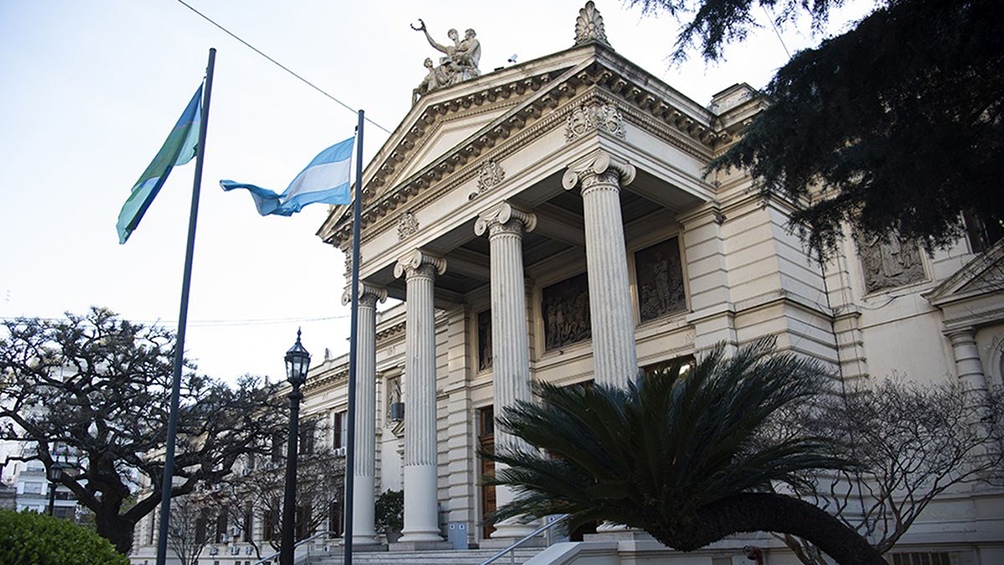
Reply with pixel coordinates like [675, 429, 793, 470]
[762, 5, 792, 58]
[175, 0, 392, 135]
[0, 314, 349, 328]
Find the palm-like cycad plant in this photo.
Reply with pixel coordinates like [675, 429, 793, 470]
[484, 338, 884, 565]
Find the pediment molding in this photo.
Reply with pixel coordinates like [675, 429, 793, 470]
[925, 239, 1004, 306]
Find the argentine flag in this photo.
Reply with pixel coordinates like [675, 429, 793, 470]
[221, 136, 355, 216]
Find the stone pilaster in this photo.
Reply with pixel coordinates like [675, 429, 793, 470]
[562, 151, 638, 387]
[342, 282, 387, 546]
[475, 202, 538, 541]
[394, 250, 447, 543]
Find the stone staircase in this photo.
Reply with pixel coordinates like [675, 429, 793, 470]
[305, 547, 543, 565]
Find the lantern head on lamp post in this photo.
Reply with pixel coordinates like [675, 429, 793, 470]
[280, 329, 310, 565]
[46, 462, 64, 516]
[285, 329, 311, 387]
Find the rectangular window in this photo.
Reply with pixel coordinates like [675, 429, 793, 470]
[299, 420, 316, 456]
[891, 553, 954, 565]
[271, 432, 284, 464]
[23, 481, 43, 495]
[215, 507, 228, 542]
[477, 310, 492, 371]
[242, 504, 253, 542]
[333, 411, 348, 450]
[263, 504, 279, 542]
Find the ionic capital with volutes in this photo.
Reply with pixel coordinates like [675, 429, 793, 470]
[561, 150, 636, 196]
[393, 249, 447, 280]
[341, 282, 389, 307]
[474, 201, 537, 238]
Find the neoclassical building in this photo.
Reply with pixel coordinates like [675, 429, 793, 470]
[304, 2, 1004, 562]
[132, 3, 1004, 564]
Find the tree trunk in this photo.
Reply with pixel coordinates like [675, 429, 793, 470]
[662, 493, 884, 565]
[95, 510, 138, 555]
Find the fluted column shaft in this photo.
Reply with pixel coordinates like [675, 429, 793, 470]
[394, 250, 447, 543]
[475, 203, 538, 540]
[563, 151, 638, 387]
[343, 283, 387, 545]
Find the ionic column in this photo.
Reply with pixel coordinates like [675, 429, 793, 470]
[562, 151, 638, 387]
[342, 282, 387, 546]
[946, 328, 989, 392]
[394, 250, 447, 543]
[475, 202, 538, 540]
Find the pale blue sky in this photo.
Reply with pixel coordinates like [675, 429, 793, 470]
[0, 0, 866, 382]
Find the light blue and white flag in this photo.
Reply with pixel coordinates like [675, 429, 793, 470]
[220, 136, 354, 216]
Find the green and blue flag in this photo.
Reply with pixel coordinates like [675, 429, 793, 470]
[116, 85, 203, 244]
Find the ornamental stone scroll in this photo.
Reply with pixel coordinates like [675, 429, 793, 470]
[394, 249, 448, 280]
[561, 150, 636, 195]
[565, 103, 626, 142]
[341, 282, 389, 307]
[397, 211, 420, 240]
[474, 202, 537, 238]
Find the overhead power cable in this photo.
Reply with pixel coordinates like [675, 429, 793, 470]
[175, 0, 392, 134]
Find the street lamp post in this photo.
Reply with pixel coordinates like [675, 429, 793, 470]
[280, 329, 311, 565]
[46, 464, 63, 516]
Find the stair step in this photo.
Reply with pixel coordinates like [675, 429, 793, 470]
[306, 547, 542, 565]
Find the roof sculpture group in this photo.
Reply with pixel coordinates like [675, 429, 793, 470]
[411, 20, 481, 103]
[411, 1, 609, 103]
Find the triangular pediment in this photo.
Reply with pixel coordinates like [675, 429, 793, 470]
[394, 98, 534, 185]
[365, 49, 586, 200]
[925, 239, 1004, 306]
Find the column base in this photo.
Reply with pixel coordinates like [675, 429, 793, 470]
[343, 541, 386, 552]
[485, 516, 539, 544]
[349, 534, 380, 547]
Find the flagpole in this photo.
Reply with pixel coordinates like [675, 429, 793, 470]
[344, 109, 364, 565]
[155, 47, 216, 565]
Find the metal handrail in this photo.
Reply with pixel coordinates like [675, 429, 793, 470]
[479, 515, 569, 565]
[250, 530, 340, 565]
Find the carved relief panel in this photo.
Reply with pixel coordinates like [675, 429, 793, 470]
[541, 273, 591, 350]
[635, 237, 686, 322]
[855, 231, 926, 293]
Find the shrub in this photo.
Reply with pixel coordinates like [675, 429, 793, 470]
[0, 509, 130, 565]
[374, 489, 404, 532]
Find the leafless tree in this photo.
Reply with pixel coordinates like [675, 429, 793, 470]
[777, 378, 1004, 563]
[167, 491, 221, 565]
[219, 427, 346, 556]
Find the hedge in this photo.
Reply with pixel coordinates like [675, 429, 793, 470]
[0, 509, 129, 565]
